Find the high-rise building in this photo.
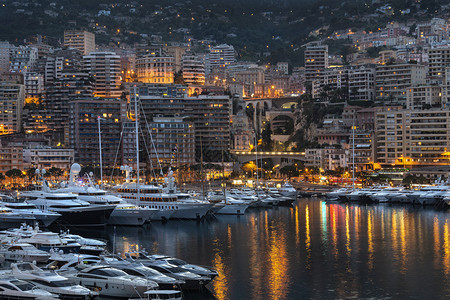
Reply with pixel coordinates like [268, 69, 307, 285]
[428, 46, 450, 79]
[64, 30, 95, 55]
[39, 49, 83, 85]
[138, 87, 231, 162]
[69, 98, 127, 166]
[181, 55, 205, 85]
[23, 72, 44, 98]
[83, 52, 122, 98]
[164, 45, 187, 73]
[145, 116, 196, 167]
[375, 107, 450, 168]
[0, 82, 25, 134]
[136, 54, 174, 84]
[304, 42, 328, 82]
[0, 41, 10, 74]
[406, 85, 442, 109]
[348, 66, 376, 102]
[375, 63, 427, 104]
[9, 46, 38, 73]
[207, 44, 236, 73]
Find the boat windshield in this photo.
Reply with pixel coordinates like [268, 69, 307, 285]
[10, 280, 34, 291]
[166, 259, 187, 266]
[89, 268, 128, 277]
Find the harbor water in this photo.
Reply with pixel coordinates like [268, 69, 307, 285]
[75, 198, 450, 299]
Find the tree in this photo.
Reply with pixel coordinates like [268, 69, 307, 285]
[6, 169, 24, 186]
[241, 161, 257, 177]
[47, 167, 64, 181]
[279, 165, 299, 179]
[260, 122, 273, 151]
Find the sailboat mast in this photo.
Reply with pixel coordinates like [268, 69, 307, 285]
[134, 86, 140, 204]
[255, 133, 259, 188]
[97, 116, 103, 187]
[352, 122, 355, 190]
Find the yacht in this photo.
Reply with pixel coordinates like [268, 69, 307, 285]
[0, 207, 36, 229]
[279, 182, 298, 199]
[125, 252, 211, 290]
[11, 262, 98, 300]
[326, 188, 351, 202]
[149, 254, 218, 279]
[18, 231, 81, 253]
[54, 164, 158, 226]
[0, 200, 61, 228]
[114, 169, 213, 221]
[66, 266, 157, 298]
[0, 275, 57, 300]
[19, 188, 114, 228]
[117, 264, 184, 290]
[0, 243, 51, 263]
[58, 233, 105, 256]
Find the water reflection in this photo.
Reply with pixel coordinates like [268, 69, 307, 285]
[83, 199, 450, 300]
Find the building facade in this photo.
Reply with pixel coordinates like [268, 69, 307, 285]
[83, 52, 122, 98]
[64, 30, 96, 55]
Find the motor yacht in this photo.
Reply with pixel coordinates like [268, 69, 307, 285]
[125, 252, 211, 290]
[18, 232, 81, 253]
[19, 171, 114, 227]
[0, 207, 36, 229]
[59, 232, 106, 256]
[0, 275, 57, 300]
[66, 266, 158, 298]
[279, 182, 298, 199]
[54, 164, 158, 226]
[11, 262, 98, 300]
[0, 243, 51, 263]
[0, 200, 61, 228]
[114, 169, 213, 221]
[117, 264, 184, 290]
[149, 254, 218, 279]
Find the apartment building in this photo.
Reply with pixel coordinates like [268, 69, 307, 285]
[375, 63, 427, 104]
[64, 30, 95, 55]
[83, 52, 122, 98]
[375, 107, 450, 168]
[428, 46, 450, 79]
[136, 54, 174, 84]
[181, 55, 205, 85]
[406, 85, 442, 109]
[304, 42, 328, 83]
[0, 82, 24, 134]
[22, 147, 74, 170]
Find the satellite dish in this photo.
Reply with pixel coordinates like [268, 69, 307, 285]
[89, 172, 94, 177]
[35, 169, 40, 175]
[120, 166, 125, 171]
[41, 169, 46, 175]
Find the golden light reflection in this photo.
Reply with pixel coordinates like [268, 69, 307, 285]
[249, 215, 263, 299]
[433, 217, 440, 271]
[345, 206, 351, 255]
[320, 201, 327, 243]
[305, 205, 311, 269]
[212, 239, 228, 300]
[443, 220, 449, 276]
[367, 210, 374, 270]
[399, 211, 407, 274]
[329, 205, 338, 258]
[268, 223, 289, 300]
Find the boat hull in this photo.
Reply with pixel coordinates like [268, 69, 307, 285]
[216, 204, 249, 215]
[50, 206, 115, 227]
[107, 208, 158, 226]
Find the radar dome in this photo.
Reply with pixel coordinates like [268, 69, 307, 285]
[71, 163, 81, 173]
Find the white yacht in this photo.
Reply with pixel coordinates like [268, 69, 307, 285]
[0, 200, 61, 228]
[11, 262, 98, 300]
[279, 182, 298, 199]
[114, 169, 213, 221]
[18, 231, 81, 253]
[0, 207, 36, 229]
[67, 266, 157, 298]
[0, 275, 57, 300]
[149, 254, 218, 279]
[19, 188, 114, 228]
[0, 243, 51, 263]
[125, 252, 211, 290]
[58, 233, 105, 256]
[117, 264, 185, 290]
[54, 164, 158, 226]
